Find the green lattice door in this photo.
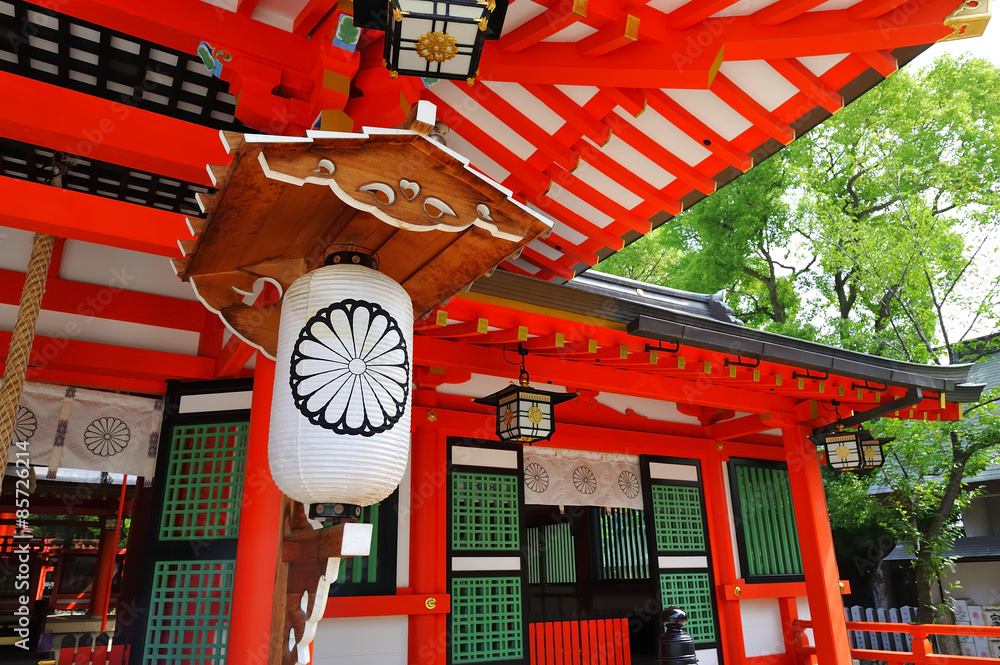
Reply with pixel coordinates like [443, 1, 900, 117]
[447, 439, 528, 665]
[641, 456, 722, 663]
[134, 381, 252, 665]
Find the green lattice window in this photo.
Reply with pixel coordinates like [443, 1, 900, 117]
[730, 460, 803, 580]
[659, 572, 715, 643]
[158, 422, 248, 541]
[651, 484, 705, 551]
[451, 472, 520, 551]
[143, 560, 235, 663]
[451, 576, 523, 663]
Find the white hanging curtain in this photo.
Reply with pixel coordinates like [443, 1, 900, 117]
[8, 382, 163, 480]
[523, 447, 643, 510]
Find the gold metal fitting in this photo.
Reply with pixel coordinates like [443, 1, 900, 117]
[427, 409, 438, 422]
[425, 597, 437, 610]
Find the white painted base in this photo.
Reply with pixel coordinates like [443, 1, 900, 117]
[313, 616, 408, 665]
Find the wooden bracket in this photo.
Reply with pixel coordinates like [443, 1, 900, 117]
[271, 497, 373, 665]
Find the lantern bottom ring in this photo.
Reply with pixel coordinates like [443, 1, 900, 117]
[310, 502, 363, 523]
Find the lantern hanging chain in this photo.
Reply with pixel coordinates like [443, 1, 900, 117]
[0, 233, 55, 490]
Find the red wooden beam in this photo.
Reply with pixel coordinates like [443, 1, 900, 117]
[524, 84, 610, 145]
[1, 365, 167, 394]
[767, 58, 842, 114]
[215, 334, 257, 377]
[856, 50, 897, 77]
[710, 74, 795, 145]
[572, 140, 683, 216]
[665, 0, 743, 30]
[425, 90, 551, 194]
[0, 72, 227, 187]
[454, 83, 578, 171]
[481, 0, 955, 86]
[543, 165, 651, 236]
[752, 0, 829, 26]
[23, 0, 313, 68]
[577, 14, 639, 57]
[500, 6, 587, 53]
[0, 268, 205, 333]
[0, 176, 190, 257]
[0, 332, 213, 381]
[603, 115, 716, 195]
[643, 89, 752, 171]
[848, 0, 912, 20]
[415, 336, 798, 414]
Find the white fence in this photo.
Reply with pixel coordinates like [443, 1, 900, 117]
[846, 605, 917, 652]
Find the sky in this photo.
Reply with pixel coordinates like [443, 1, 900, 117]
[910, 20, 1000, 67]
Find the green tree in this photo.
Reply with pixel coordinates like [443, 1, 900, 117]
[596, 54, 1000, 623]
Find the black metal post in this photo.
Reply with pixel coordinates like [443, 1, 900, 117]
[657, 606, 699, 665]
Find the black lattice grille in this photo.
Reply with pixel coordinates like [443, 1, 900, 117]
[0, 0, 251, 131]
[0, 135, 213, 215]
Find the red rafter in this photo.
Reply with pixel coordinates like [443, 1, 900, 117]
[848, 0, 912, 19]
[500, 6, 587, 53]
[0, 176, 191, 257]
[644, 89, 752, 171]
[577, 14, 638, 57]
[573, 140, 683, 215]
[544, 166, 651, 236]
[604, 115, 716, 195]
[752, 0, 829, 26]
[455, 83, 578, 171]
[710, 74, 795, 144]
[523, 84, 610, 145]
[856, 50, 897, 77]
[665, 0, 743, 30]
[236, 0, 261, 16]
[767, 58, 843, 114]
[426, 91, 551, 194]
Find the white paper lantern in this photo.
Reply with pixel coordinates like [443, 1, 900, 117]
[269, 252, 413, 508]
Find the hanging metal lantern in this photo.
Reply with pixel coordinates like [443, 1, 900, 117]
[269, 248, 412, 516]
[353, 0, 510, 83]
[809, 428, 894, 472]
[809, 429, 863, 471]
[474, 345, 576, 444]
[859, 430, 893, 470]
[384, 0, 492, 82]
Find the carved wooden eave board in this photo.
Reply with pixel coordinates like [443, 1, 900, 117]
[173, 104, 554, 359]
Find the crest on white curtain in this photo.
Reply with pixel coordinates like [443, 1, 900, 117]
[9, 382, 163, 480]
[523, 447, 643, 510]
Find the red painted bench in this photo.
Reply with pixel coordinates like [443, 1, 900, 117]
[529, 618, 631, 665]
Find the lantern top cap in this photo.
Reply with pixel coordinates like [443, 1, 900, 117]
[473, 382, 577, 407]
[324, 245, 379, 270]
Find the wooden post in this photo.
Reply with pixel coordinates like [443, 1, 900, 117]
[781, 424, 853, 664]
[409, 404, 447, 665]
[228, 358, 284, 665]
[88, 518, 118, 620]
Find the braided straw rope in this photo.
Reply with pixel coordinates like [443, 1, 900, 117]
[0, 233, 54, 491]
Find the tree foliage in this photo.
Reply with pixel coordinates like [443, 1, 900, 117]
[596, 54, 1000, 621]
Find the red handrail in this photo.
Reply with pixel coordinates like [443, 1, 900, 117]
[793, 619, 1000, 665]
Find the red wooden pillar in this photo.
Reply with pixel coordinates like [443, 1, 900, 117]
[409, 396, 447, 665]
[88, 520, 118, 618]
[781, 424, 852, 664]
[228, 358, 283, 665]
